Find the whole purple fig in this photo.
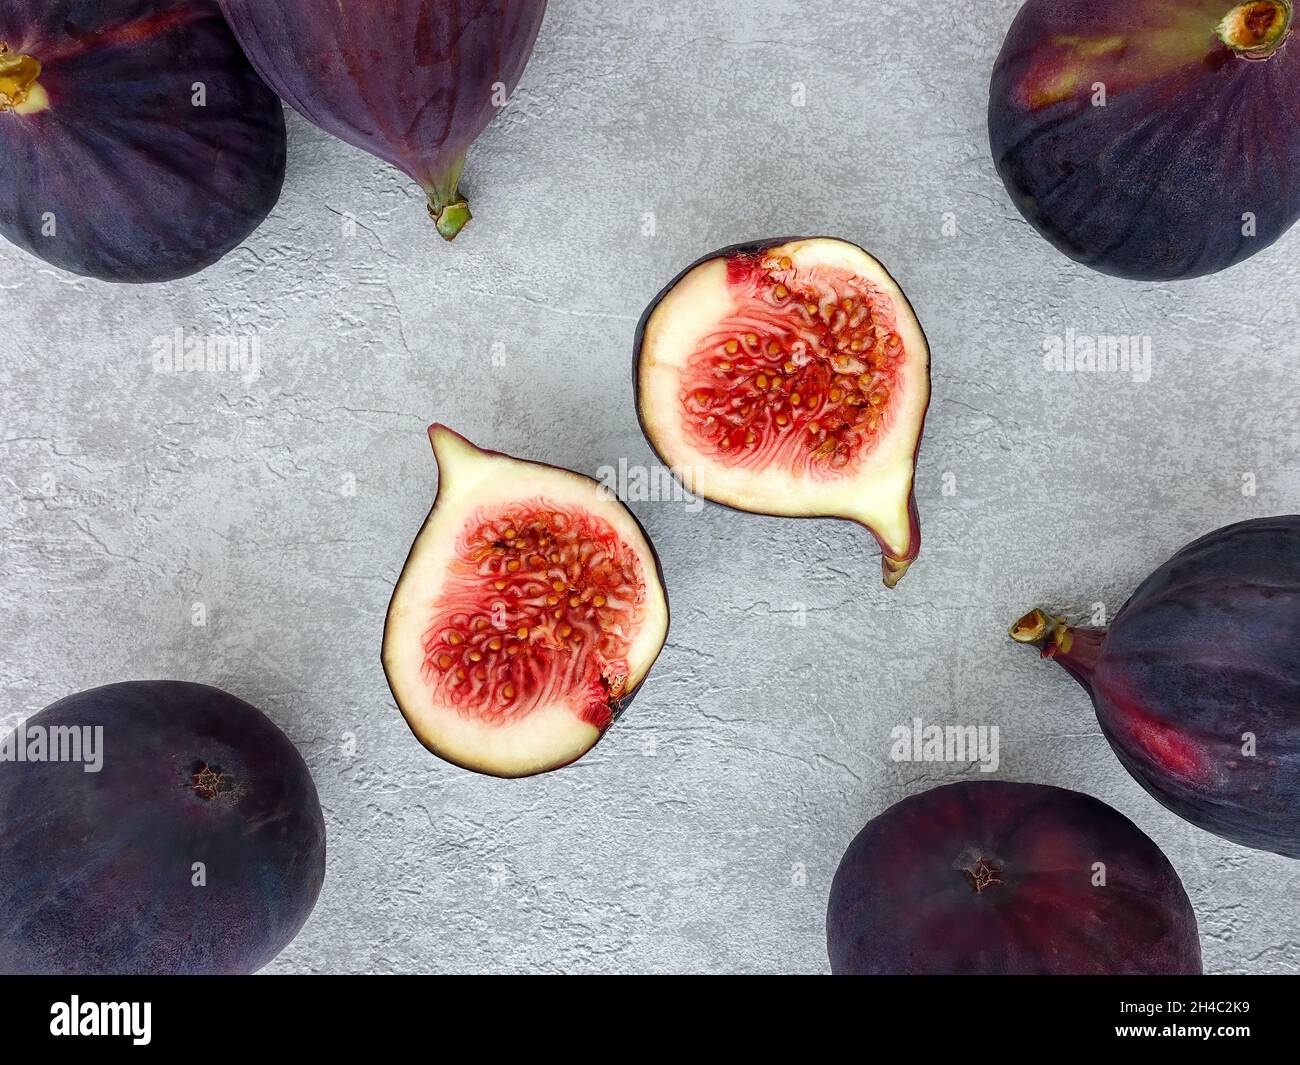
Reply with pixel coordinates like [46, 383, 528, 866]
[0, 0, 286, 282]
[0, 682, 326, 974]
[219, 0, 547, 240]
[1013, 516, 1300, 859]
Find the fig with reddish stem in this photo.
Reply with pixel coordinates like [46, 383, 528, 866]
[1012, 515, 1300, 859]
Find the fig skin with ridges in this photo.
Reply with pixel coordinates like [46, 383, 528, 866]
[990, 0, 1300, 281]
[634, 236, 929, 588]
[217, 0, 547, 241]
[382, 426, 670, 779]
[1012, 516, 1300, 859]
[827, 781, 1203, 975]
[0, 0, 286, 283]
[0, 681, 326, 975]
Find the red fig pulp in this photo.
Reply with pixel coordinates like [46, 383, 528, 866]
[383, 427, 669, 777]
[635, 238, 930, 586]
[217, 0, 547, 240]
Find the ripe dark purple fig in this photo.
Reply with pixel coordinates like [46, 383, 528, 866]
[634, 237, 930, 588]
[0, 1, 286, 283]
[218, 0, 547, 241]
[990, 0, 1300, 280]
[0, 682, 325, 974]
[383, 427, 670, 778]
[828, 781, 1203, 975]
[1013, 516, 1300, 859]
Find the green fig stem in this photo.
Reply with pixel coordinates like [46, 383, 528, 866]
[882, 556, 911, 589]
[426, 157, 471, 242]
[0, 43, 44, 113]
[1009, 608, 1106, 690]
[1217, 1, 1292, 58]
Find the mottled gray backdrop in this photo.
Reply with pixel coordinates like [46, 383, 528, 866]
[2, 0, 1298, 974]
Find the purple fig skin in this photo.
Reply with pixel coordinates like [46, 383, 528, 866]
[218, 0, 547, 240]
[0, 682, 326, 975]
[990, 0, 1300, 280]
[0, 0, 286, 283]
[827, 781, 1203, 975]
[1014, 516, 1300, 859]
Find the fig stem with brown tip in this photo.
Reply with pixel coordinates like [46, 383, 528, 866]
[1217, 1, 1293, 58]
[882, 556, 912, 589]
[1009, 608, 1106, 690]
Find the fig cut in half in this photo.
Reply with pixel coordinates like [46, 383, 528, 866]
[383, 427, 669, 778]
[635, 238, 930, 587]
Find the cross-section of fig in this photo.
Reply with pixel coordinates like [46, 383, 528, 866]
[634, 238, 930, 587]
[383, 427, 670, 778]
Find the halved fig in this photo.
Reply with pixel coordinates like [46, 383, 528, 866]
[383, 427, 669, 778]
[634, 238, 930, 587]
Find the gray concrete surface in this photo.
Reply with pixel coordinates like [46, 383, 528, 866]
[2, 0, 1299, 974]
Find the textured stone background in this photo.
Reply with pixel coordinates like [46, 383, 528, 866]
[2, 0, 1299, 974]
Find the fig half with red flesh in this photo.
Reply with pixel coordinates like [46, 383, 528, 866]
[635, 238, 930, 587]
[383, 427, 669, 778]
